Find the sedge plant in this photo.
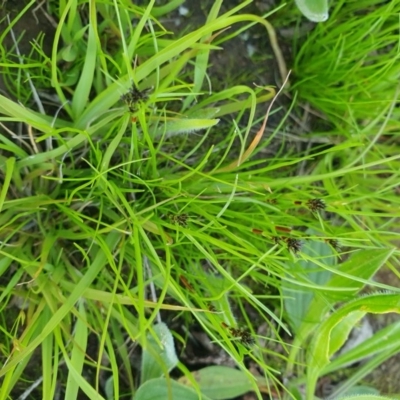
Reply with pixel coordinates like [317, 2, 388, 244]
[0, 1, 399, 400]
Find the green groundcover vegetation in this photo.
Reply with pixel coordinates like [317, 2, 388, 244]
[0, 0, 399, 399]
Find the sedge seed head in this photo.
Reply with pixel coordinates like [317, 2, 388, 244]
[286, 238, 302, 253]
[238, 329, 255, 346]
[306, 198, 326, 212]
[326, 238, 341, 251]
[229, 327, 255, 346]
[168, 213, 188, 226]
[121, 85, 151, 112]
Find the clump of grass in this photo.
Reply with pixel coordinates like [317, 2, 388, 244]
[285, 0, 400, 397]
[0, 1, 399, 399]
[293, 0, 400, 135]
[291, 0, 400, 253]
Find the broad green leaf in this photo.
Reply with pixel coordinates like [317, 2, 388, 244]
[60, 44, 79, 62]
[306, 293, 400, 399]
[180, 366, 253, 400]
[328, 310, 365, 357]
[325, 249, 395, 297]
[294, 0, 329, 22]
[292, 249, 393, 339]
[288, 248, 394, 372]
[332, 385, 379, 398]
[332, 396, 392, 400]
[340, 385, 380, 398]
[140, 322, 179, 385]
[325, 319, 400, 374]
[133, 377, 213, 400]
[283, 237, 335, 332]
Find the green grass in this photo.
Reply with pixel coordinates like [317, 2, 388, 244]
[0, 0, 400, 399]
[293, 0, 400, 134]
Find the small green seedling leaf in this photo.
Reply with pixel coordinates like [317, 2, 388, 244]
[140, 322, 179, 385]
[60, 26, 87, 62]
[294, 0, 329, 22]
[60, 44, 79, 62]
[180, 366, 254, 400]
[133, 377, 213, 400]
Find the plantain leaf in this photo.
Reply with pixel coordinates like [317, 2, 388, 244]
[331, 396, 392, 400]
[295, 248, 394, 344]
[140, 322, 179, 385]
[179, 366, 254, 400]
[294, 0, 329, 22]
[283, 235, 335, 333]
[133, 377, 213, 400]
[287, 248, 394, 376]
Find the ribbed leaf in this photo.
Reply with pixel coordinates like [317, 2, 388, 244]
[295, 0, 329, 22]
[180, 366, 254, 400]
[140, 322, 179, 384]
[134, 378, 212, 400]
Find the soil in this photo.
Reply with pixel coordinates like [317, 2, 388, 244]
[0, 0, 55, 97]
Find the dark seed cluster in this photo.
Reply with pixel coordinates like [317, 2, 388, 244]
[326, 238, 341, 251]
[207, 304, 217, 312]
[271, 236, 302, 253]
[266, 198, 277, 205]
[168, 213, 189, 227]
[272, 236, 281, 244]
[223, 323, 255, 346]
[284, 237, 302, 253]
[306, 198, 326, 212]
[235, 328, 255, 346]
[121, 84, 151, 112]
